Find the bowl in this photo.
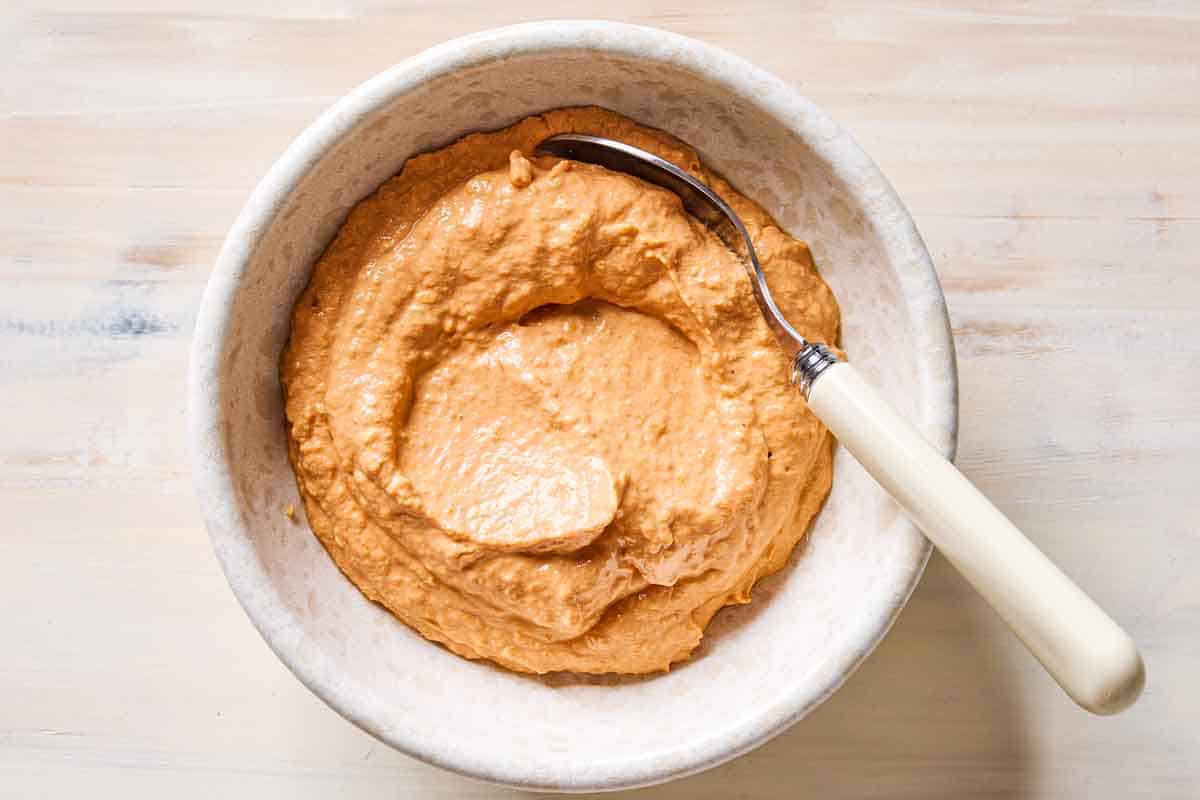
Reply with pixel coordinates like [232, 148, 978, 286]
[188, 20, 957, 792]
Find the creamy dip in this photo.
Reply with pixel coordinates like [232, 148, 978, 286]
[281, 107, 840, 674]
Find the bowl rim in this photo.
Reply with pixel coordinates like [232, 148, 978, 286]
[188, 19, 958, 792]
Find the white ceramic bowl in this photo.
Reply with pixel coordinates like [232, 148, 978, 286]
[189, 20, 957, 792]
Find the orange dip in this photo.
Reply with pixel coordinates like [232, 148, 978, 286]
[281, 108, 840, 673]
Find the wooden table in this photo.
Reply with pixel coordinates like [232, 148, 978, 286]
[4, 3, 1197, 797]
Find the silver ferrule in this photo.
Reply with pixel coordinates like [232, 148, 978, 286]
[791, 342, 840, 397]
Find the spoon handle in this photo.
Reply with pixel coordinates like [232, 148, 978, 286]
[800, 352, 1144, 714]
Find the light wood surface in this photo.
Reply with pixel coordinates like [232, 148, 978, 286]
[3, 2, 1197, 797]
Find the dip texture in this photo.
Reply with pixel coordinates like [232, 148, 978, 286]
[281, 108, 841, 674]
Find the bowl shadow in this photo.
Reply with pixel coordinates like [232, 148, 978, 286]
[549, 552, 1033, 798]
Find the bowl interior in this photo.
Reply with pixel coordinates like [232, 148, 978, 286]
[192, 23, 956, 792]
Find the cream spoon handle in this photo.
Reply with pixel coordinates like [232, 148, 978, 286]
[800, 353, 1144, 714]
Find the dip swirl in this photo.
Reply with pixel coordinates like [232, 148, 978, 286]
[281, 108, 840, 673]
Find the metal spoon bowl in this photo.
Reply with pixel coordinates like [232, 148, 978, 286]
[536, 132, 1144, 715]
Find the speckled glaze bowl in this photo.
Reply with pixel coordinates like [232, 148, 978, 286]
[189, 20, 957, 793]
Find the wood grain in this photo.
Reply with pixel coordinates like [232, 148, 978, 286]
[2, 2, 1197, 797]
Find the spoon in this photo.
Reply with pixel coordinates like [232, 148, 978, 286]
[537, 133, 1145, 715]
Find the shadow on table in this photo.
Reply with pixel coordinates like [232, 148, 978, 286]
[560, 552, 1033, 799]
